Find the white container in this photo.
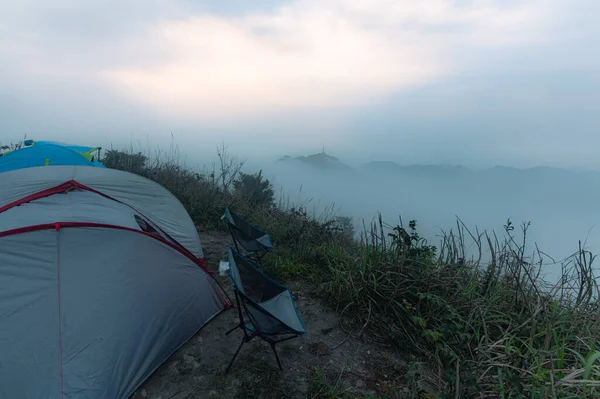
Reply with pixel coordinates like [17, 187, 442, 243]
[218, 260, 230, 276]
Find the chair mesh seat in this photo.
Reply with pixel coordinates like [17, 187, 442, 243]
[224, 247, 306, 372]
[223, 208, 273, 266]
[228, 248, 305, 335]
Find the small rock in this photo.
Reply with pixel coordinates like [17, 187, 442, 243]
[140, 389, 148, 398]
[197, 336, 204, 344]
[168, 361, 180, 374]
[321, 327, 334, 335]
[308, 341, 330, 357]
[183, 354, 195, 363]
[355, 380, 366, 389]
[208, 390, 218, 397]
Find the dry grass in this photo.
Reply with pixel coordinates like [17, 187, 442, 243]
[102, 143, 600, 398]
[101, 143, 276, 229]
[306, 217, 600, 398]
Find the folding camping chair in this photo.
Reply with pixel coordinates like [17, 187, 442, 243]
[224, 247, 306, 373]
[222, 207, 274, 268]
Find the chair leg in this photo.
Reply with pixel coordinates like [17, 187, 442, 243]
[248, 252, 258, 264]
[226, 336, 246, 374]
[270, 343, 283, 371]
[225, 324, 240, 335]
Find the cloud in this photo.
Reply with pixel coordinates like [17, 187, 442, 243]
[98, 0, 562, 120]
[0, 0, 597, 142]
[105, 14, 438, 117]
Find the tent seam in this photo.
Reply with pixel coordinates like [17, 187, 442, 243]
[0, 223, 231, 308]
[71, 182, 194, 256]
[0, 179, 204, 261]
[0, 222, 211, 272]
[0, 181, 76, 213]
[56, 223, 65, 398]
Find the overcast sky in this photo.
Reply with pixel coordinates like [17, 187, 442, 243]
[1, 0, 599, 169]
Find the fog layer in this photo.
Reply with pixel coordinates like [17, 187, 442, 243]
[256, 155, 600, 282]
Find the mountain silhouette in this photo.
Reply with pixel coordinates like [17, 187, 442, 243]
[277, 151, 354, 172]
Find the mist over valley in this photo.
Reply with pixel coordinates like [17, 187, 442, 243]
[253, 150, 600, 281]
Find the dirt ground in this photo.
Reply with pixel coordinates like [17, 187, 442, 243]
[130, 232, 407, 399]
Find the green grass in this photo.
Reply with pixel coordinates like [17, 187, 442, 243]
[307, 367, 385, 399]
[232, 360, 290, 399]
[300, 220, 600, 398]
[103, 145, 600, 398]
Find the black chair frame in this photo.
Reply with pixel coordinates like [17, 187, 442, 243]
[224, 208, 273, 268]
[228, 228, 269, 267]
[225, 290, 301, 373]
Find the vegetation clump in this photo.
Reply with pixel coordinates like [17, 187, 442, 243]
[102, 145, 276, 227]
[103, 144, 600, 398]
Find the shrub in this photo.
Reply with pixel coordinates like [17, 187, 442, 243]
[314, 217, 600, 398]
[233, 170, 275, 207]
[100, 143, 600, 398]
[102, 149, 148, 175]
[0, 140, 26, 156]
[100, 144, 278, 229]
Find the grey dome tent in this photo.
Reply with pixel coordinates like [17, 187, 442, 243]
[0, 164, 231, 398]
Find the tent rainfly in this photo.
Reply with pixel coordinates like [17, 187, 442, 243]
[0, 140, 105, 172]
[0, 142, 231, 398]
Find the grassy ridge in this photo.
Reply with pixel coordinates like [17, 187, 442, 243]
[103, 146, 600, 398]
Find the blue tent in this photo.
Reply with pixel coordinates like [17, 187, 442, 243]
[0, 140, 105, 173]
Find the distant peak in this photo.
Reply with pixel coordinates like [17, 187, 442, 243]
[305, 151, 340, 162]
[277, 151, 352, 171]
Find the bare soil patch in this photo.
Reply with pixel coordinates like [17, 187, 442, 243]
[131, 232, 406, 399]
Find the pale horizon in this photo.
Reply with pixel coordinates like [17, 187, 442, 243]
[1, 0, 599, 170]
